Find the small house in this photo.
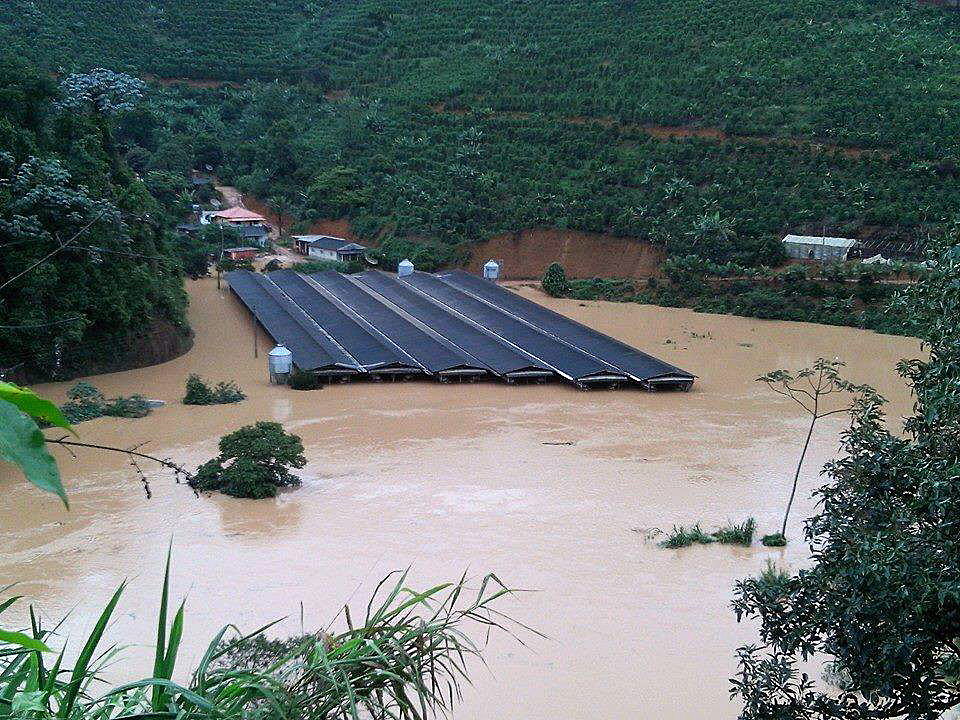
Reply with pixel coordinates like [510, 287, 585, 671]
[237, 224, 271, 248]
[294, 235, 368, 263]
[175, 222, 201, 235]
[781, 234, 857, 263]
[210, 207, 269, 227]
[224, 247, 258, 261]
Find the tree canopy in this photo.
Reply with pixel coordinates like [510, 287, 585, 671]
[732, 238, 960, 719]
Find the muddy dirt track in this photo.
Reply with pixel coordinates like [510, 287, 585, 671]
[0, 277, 919, 720]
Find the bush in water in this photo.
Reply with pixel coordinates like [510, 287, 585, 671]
[183, 373, 246, 405]
[191, 421, 306, 498]
[713, 518, 756, 546]
[60, 380, 152, 423]
[658, 524, 716, 548]
[288, 368, 324, 390]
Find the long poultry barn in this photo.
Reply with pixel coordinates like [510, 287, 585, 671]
[225, 269, 695, 390]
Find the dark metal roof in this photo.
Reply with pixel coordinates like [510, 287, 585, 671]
[226, 268, 695, 390]
[238, 224, 270, 238]
[267, 270, 421, 374]
[402, 272, 627, 384]
[225, 271, 359, 374]
[308, 271, 489, 376]
[297, 235, 366, 252]
[355, 271, 553, 378]
[439, 270, 695, 385]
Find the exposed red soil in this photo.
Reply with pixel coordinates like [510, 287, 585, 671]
[222, 184, 661, 279]
[238, 194, 365, 244]
[468, 228, 664, 280]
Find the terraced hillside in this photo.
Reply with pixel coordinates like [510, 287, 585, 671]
[6, 0, 960, 151]
[6, 0, 960, 271]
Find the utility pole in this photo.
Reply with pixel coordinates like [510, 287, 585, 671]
[252, 312, 258, 358]
[217, 223, 224, 290]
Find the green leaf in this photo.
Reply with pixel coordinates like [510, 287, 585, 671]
[58, 582, 125, 719]
[0, 630, 52, 654]
[0, 400, 67, 508]
[0, 383, 74, 435]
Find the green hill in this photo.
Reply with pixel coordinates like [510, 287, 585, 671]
[5, 0, 960, 267]
[5, 0, 960, 152]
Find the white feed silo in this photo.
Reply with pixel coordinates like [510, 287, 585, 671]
[483, 259, 500, 281]
[398, 259, 414, 277]
[268, 344, 293, 384]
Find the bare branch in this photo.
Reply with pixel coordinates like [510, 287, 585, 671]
[44, 437, 194, 498]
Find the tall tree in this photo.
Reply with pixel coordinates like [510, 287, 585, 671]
[731, 239, 960, 719]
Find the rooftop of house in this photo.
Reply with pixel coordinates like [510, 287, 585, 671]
[211, 206, 268, 223]
[295, 235, 367, 252]
[237, 224, 271, 237]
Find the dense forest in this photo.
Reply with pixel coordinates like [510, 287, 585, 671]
[3, 0, 960, 268]
[0, 60, 190, 381]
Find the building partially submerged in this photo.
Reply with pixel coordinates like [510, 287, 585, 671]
[224, 247, 259, 261]
[226, 266, 695, 391]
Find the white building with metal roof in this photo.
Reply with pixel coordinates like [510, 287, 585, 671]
[781, 234, 857, 262]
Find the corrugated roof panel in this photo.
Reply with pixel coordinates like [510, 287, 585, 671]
[225, 271, 358, 373]
[308, 271, 489, 376]
[438, 270, 695, 385]
[402, 272, 627, 384]
[355, 271, 553, 378]
[267, 270, 420, 373]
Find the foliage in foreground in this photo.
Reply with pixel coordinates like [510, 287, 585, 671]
[182, 373, 246, 405]
[191, 421, 306, 498]
[0, 555, 525, 720]
[731, 240, 960, 719]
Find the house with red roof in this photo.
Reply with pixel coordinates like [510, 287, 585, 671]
[210, 206, 268, 226]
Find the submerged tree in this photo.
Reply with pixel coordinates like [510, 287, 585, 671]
[732, 240, 960, 719]
[192, 421, 305, 498]
[756, 359, 879, 544]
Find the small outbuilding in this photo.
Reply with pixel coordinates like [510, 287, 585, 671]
[294, 235, 368, 263]
[781, 234, 857, 263]
[237, 224, 271, 248]
[224, 247, 259, 261]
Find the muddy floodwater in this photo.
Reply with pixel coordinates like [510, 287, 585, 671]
[1, 277, 920, 719]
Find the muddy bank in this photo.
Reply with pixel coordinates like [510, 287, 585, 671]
[6, 320, 193, 386]
[469, 228, 663, 280]
[0, 277, 921, 719]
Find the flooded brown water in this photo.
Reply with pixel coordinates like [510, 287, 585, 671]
[1, 277, 919, 719]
